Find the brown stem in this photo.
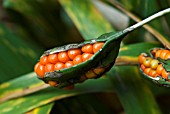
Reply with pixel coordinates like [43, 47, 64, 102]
[115, 56, 138, 66]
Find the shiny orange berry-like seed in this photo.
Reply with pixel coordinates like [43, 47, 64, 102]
[40, 56, 49, 65]
[140, 64, 146, 71]
[68, 49, 82, 60]
[138, 54, 146, 64]
[54, 62, 65, 70]
[148, 70, 157, 77]
[34, 62, 40, 73]
[162, 69, 169, 80]
[93, 42, 104, 53]
[65, 61, 74, 68]
[155, 49, 163, 58]
[160, 50, 169, 59]
[143, 57, 152, 68]
[81, 44, 93, 54]
[58, 52, 70, 63]
[36, 64, 45, 78]
[144, 68, 152, 75]
[82, 53, 93, 62]
[48, 54, 58, 64]
[73, 55, 83, 64]
[164, 52, 170, 60]
[48, 81, 58, 87]
[45, 63, 54, 72]
[156, 64, 164, 75]
[151, 49, 157, 57]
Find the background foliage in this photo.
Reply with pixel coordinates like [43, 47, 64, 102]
[0, 0, 170, 114]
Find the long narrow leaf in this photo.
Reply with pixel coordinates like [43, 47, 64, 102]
[26, 102, 54, 114]
[59, 0, 114, 39]
[107, 66, 162, 114]
[0, 78, 115, 114]
[0, 24, 41, 83]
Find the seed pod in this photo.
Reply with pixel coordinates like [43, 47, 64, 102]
[45, 32, 121, 88]
[35, 31, 123, 88]
[138, 49, 170, 87]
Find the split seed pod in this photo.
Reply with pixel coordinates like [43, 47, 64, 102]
[138, 48, 170, 87]
[35, 32, 124, 88]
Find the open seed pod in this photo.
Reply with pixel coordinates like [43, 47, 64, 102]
[34, 32, 124, 88]
[138, 48, 170, 87]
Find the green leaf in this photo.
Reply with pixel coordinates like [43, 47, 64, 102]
[26, 102, 54, 114]
[0, 24, 41, 83]
[0, 72, 45, 103]
[107, 66, 162, 114]
[3, 0, 82, 47]
[59, 0, 115, 39]
[116, 42, 162, 65]
[0, 78, 115, 114]
[119, 42, 161, 57]
[157, 58, 170, 72]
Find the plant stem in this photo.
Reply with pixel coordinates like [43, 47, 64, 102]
[123, 8, 170, 33]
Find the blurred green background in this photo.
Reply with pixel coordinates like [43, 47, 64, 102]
[0, 0, 170, 114]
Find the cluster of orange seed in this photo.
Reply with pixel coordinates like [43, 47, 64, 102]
[138, 48, 170, 80]
[152, 48, 170, 60]
[34, 42, 104, 86]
